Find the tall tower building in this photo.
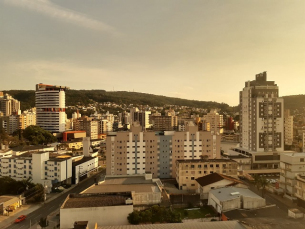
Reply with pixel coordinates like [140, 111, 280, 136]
[36, 84, 69, 133]
[240, 72, 284, 152]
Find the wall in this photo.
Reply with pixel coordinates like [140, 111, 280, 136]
[242, 196, 266, 209]
[132, 191, 161, 205]
[60, 205, 133, 229]
[201, 180, 232, 199]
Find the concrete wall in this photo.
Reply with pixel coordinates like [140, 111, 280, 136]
[132, 191, 161, 205]
[221, 198, 241, 212]
[242, 196, 266, 209]
[60, 205, 133, 229]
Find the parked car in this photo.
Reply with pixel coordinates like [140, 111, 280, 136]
[15, 215, 26, 223]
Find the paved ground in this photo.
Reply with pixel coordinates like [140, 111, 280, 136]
[225, 206, 305, 229]
[224, 179, 305, 229]
[1, 170, 105, 229]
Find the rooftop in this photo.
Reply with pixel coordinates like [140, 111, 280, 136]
[72, 156, 96, 166]
[195, 173, 243, 187]
[176, 159, 236, 163]
[62, 193, 131, 209]
[98, 221, 246, 229]
[12, 145, 54, 152]
[283, 152, 305, 157]
[209, 187, 263, 202]
[84, 176, 160, 194]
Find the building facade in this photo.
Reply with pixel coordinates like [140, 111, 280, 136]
[203, 110, 224, 134]
[106, 125, 221, 179]
[279, 153, 305, 197]
[0, 151, 72, 191]
[284, 109, 293, 146]
[239, 72, 284, 152]
[0, 93, 20, 116]
[36, 84, 69, 133]
[175, 159, 238, 191]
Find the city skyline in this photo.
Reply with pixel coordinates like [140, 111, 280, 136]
[1, 0, 305, 106]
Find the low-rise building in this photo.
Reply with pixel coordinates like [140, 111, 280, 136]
[0, 195, 24, 215]
[175, 159, 238, 191]
[295, 174, 305, 208]
[0, 151, 72, 191]
[83, 173, 162, 207]
[280, 153, 305, 198]
[208, 187, 266, 213]
[60, 193, 133, 229]
[196, 173, 245, 199]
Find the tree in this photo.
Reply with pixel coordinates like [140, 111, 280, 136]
[23, 125, 57, 145]
[260, 176, 270, 198]
[38, 217, 48, 228]
[253, 175, 270, 197]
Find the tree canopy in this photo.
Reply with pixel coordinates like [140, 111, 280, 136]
[23, 125, 57, 145]
[127, 205, 181, 225]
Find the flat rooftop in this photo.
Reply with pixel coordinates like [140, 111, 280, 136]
[0, 196, 15, 204]
[176, 159, 236, 163]
[210, 187, 263, 202]
[98, 221, 246, 229]
[62, 193, 131, 209]
[84, 176, 161, 194]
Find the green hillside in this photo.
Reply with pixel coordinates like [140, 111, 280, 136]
[3, 90, 233, 112]
[4, 90, 305, 113]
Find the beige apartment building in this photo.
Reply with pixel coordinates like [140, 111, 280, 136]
[175, 159, 238, 191]
[203, 110, 223, 134]
[106, 124, 221, 179]
[0, 93, 20, 116]
[18, 111, 36, 130]
[74, 117, 98, 139]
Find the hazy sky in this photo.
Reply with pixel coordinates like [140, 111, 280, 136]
[1, 0, 305, 106]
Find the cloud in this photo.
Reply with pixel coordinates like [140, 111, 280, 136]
[2, 0, 118, 34]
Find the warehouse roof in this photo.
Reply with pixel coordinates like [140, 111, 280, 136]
[62, 193, 131, 209]
[209, 187, 263, 202]
[195, 173, 243, 187]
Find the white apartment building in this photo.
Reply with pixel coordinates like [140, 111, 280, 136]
[284, 110, 293, 146]
[36, 84, 69, 133]
[0, 151, 72, 191]
[203, 110, 223, 134]
[239, 72, 284, 153]
[280, 153, 305, 198]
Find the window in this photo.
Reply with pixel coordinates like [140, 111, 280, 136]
[191, 177, 195, 180]
[301, 158, 304, 162]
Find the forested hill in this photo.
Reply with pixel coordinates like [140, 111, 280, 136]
[282, 95, 305, 111]
[3, 90, 305, 113]
[3, 90, 232, 112]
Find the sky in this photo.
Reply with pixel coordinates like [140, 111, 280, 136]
[1, 0, 305, 106]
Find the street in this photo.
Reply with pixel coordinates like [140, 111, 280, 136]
[6, 171, 105, 229]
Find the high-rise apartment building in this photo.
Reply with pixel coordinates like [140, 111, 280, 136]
[106, 124, 221, 178]
[36, 84, 69, 133]
[0, 93, 20, 116]
[203, 110, 223, 134]
[284, 109, 293, 146]
[239, 72, 284, 152]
